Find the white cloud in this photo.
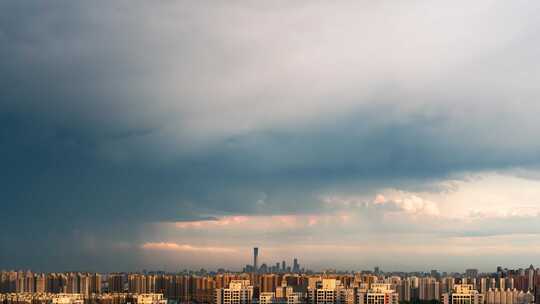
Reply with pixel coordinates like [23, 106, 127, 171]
[141, 242, 236, 253]
[140, 170, 540, 270]
[423, 172, 540, 220]
[372, 192, 440, 216]
[321, 191, 440, 217]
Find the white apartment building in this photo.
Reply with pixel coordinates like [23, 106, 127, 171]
[357, 283, 399, 304]
[260, 289, 305, 304]
[485, 288, 534, 304]
[313, 279, 352, 304]
[215, 280, 254, 304]
[441, 284, 483, 304]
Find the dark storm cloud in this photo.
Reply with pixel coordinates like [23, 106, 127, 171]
[2, 0, 540, 270]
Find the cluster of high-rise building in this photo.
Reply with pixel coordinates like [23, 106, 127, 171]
[0, 293, 166, 304]
[214, 277, 400, 304]
[223, 257, 540, 304]
[2, 255, 540, 304]
[0, 272, 101, 295]
[0, 272, 166, 304]
[212, 273, 537, 304]
[244, 248, 302, 274]
[442, 283, 535, 304]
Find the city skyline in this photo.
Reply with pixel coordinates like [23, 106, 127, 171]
[3, 1, 540, 272]
[1, 246, 538, 274]
[2, 264, 540, 304]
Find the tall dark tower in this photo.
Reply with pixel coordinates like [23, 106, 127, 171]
[253, 247, 259, 272]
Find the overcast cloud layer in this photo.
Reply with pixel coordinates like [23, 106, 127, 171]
[2, 0, 540, 272]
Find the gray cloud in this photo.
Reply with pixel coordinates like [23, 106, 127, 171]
[2, 0, 540, 271]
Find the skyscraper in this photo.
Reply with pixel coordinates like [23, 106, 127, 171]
[253, 247, 259, 273]
[293, 259, 300, 273]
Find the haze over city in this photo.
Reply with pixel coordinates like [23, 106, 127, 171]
[3, 1, 540, 274]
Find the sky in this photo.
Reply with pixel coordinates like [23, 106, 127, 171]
[2, 0, 540, 273]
